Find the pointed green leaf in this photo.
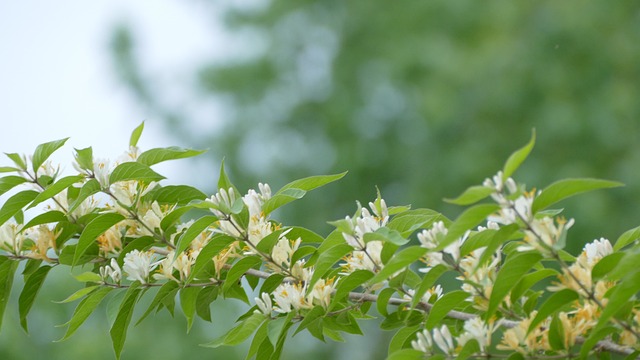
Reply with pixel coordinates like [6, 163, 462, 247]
[0, 175, 27, 196]
[329, 270, 374, 311]
[129, 121, 144, 147]
[32, 138, 69, 173]
[74, 213, 125, 266]
[188, 234, 236, 282]
[180, 287, 203, 333]
[363, 227, 409, 246]
[386, 209, 449, 237]
[160, 205, 194, 231]
[261, 188, 307, 215]
[74, 147, 94, 171]
[19, 265, 53, 332]
[109, 162, 165, 184]
[0, 166, 20, 173]
[74, 272, 102, 283]
[175, 215, 218, 257]
[279, 172, 347, 192]
[58, 286, 113, 341]
[308, 244, 353, 289]
[595, 269, 640, 332]
[0, 257, 19, 332]
[110, 283, 142, 359]
[29, 175, 83, 209]
[386, 348, 425, 360]
[437, 204, 499, 251]
[146, 185, 207, 205]
[5, 153, 27, 170]
[457, 338, 481, 360]
[201, 312, 266, 347]
[532, 178, 623, 214]
[486, 251, 542, 320]
[195, 286, 218, 322]
[614, 226, 640, 251]
[591, 252, 625, 281]
[136, 281, 180, 325]
[445, 185, 494, 206]
[294, 306, 326, 335]
[68, 178, 100, 213]
[21, 210, 66, 231]
[137, 146, 206, 166]
[503, 130, 535, 179]
[222, 256, 262, 295]
[527, 289, 578, 334]
[388, 325, 421, 354]
[217, 159, 237, 194]
[510, 268, 558, 302]
[426, 290, 469, 329]
[579, 326, 618, 359]
[55, 285, 100, 304]
[0, 190, 38, 226]
[411, 264, 448, 309]
[370, 246, 428, 284]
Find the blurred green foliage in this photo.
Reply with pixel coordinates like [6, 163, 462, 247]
[111, 1, 640, 254]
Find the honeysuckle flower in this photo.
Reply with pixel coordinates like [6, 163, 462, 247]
[254, 292, 273, 316]
[489, 192, 535, 225]
[52, 188, 99, 218]
[342, 240, 384, 273]
[93, 158, 110, 188]
[498, 311, 550, 354]
[458, 247, 501, 306]
[273, 282, 312, 313]
[141, 201, 164, 233]
[36, 160, 59, 179]
[417, 221, 465, 272]
[577, 237, 612, 270]
[456, 317, 497, 352]
[210, 187, 237, 217]
[404, 285, 443, 304]
[100, 258, 122, 284]
[341, 200, 389, 249]
[25, 225, 59, 261]
[433, 325, 455, 355]
[97, 225, 123, 255]
[117, 146, 140, 163]
[411, 329, 434, 353]
[243, 183, 271, 218]
[519, 216, 574, 253]
[483, 171, 518, 206]
[0, 220, 25, 255]
[123, 249, 157, 284]
[310, 277, 337, 308]
[270, 235, 300, 269]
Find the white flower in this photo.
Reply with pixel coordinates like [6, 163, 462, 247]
[411, 329, 433, 353]
[93, 158, 110, 188]
[142, 201, 164, 233]
[405, 285, 444, 304]
[270, 236, 300, 269]
[456, 317, 495, 352]
[417, 221, 465, 271]
[210, 187, 237, 217]
[100, 258, 122, 284]
[272, 282, 311, 313]
[0, 220, 25, 254]
[578, 237, 612, 269]
[254, 292, 273, 316]
[433, 325, 455, 355]
[123, 250, 156, 283]
[311, 277, 337, 309]
[519, 217, 574, 253]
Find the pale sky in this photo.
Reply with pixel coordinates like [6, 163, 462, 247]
[0, 1, 228, 186]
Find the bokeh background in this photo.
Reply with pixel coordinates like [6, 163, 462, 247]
[1, 1, 640, 359]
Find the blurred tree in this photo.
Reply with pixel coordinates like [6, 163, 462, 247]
[110, 0, 640, 336]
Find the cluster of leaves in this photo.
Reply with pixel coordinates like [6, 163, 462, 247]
[1, 125, 639, 359]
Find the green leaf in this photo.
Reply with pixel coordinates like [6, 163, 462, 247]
[363, 227, 409, 246]
[579, 326, 617, 359]
[136, 281, 180, 325]
[222, 256, 262, 295]
[175, 215, 218, 257]
[307, 244, 353, 289]
[201, 312, 266, 347]
[129, 121, 144, 147]
[411, 264, 448, 309]
[510, 268, 558, 302]
[217, 159, 237, 194]
[591, 252, 625, 281]
[188, 234, 236, 282]
[74, 147, 94, 171]
[370, 246, 428, 284]
[388, 325, 421, 354]
[58, 286, 113, 341]
[160, 205, 194, 231]
[109, 162, 165, 184]
[548, 314, 564, 351]
[180, 287, 203, 333]
[386, 348, 425, 360]
[614, 226, 640, 251]
[0, 175, 27, 196]
[73, 213, 125, 266]
[532, 178, 623, 214]
[110, 283, 142, 360]
[502, 129, 535, 179]
[255, 229, 286, 255]
[376, 288, 396, 317]
[28, 175, 83, 209]
[262, 172, 347, 215]
[68, 178, 100, 213]
[0, 257, 19, 332]
[425, 290, 469, 329]
[147, 185, 207, 205]
[445, 185, 494, 206]
[247, 321, 270, 359]
[137, 146, 206, 166]
[283, 226, 324, 244]
[32, 138, 69, 173]
[387, 209, 448, 237]
[527, 289, 578, 334]
[262, 188, 307, 214]
[21, 210, 66, 231]
[486, 251, 542, 320]
[0, 190, 38, 226]
[294, 306, 326, 335]
[329, 270, 374, 311]
[595, 269, 640, 332]
[437, 204, 499, 251]
[5, 153, 27, 170]
[19, 265, 53, 332]
[55, 286, 100, 304]
[0, 166, 20, 173]
[195, 286, 218, 322]
[457, 339, 481, 360]
[74, 272, 102, 283]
